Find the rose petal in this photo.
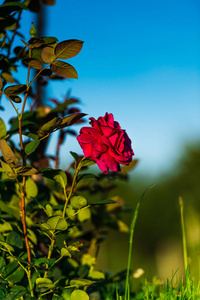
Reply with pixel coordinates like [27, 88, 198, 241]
[101, 126, 117, 137]
[101, 152, 120, 172]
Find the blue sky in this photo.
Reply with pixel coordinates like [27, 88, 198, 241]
[2, 0, 200, 175]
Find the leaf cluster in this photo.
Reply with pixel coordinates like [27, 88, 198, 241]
[0, 3, 137, 300]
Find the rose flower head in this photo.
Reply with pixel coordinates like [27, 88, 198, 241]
[77, 113, 134, 174]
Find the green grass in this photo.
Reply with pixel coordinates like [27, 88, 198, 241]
[103, 193, 200, 300]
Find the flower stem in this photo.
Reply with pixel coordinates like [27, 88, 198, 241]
[44, 235, 55, 278]
[62, 167, 79, 218]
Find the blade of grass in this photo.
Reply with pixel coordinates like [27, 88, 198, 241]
[179, 196, 188, 274]
[125, 184, 154, 300]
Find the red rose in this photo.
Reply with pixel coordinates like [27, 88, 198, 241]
[77, 113, 134, 174]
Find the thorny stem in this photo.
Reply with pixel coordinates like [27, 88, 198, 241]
[18, 66, 34, 297]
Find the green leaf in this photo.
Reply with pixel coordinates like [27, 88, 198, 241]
[51, 61, 78, 79]
[36, 277, 54, 289]
[61, 248, 71, 257]
[78, 158, 95, 168]
[0, 257, 6, 272]
[0, 160, 15, 178]
[53, 170, 67, 189]
[9, 286, 27, 300]
[88, 199, 117, 205]
[23, 57, 43, 69]
[46, 216, 68, 231]
[78, 208, 91, 222]
[40, 168, 67, 189]
[59, 113, 87, 128]
[15, 165, 38, 176]
[10, 95, 22, 103]
[34, 257, 55, 267]
[0, 200, 20, 219]
[42, 36, 58, 44]
[121, 159, 139, 174]
[0, 118, 7, 139]
[0, 140, 19, 168]
[25, 140, 40, 155]
[6, 232, 23, 249]
[38, 117, 58, 138]
[70, 151, 79, 162]
[0, 2, 27, 18]
[0, 240, 14, 252]
[41, 43, 57, 63]
[70, 278, 94, 288]
[4, 84, 26, 97]
[26, 177, 38, 198]
[4, 261, 25, 283]
[88, 270, 105, 280]
[46, 204, 54, 217]
[1, 72, 15, 83]
[70, 290, 89, 300]
[70, 195, 87, 210]
[55, 39, 84, 60]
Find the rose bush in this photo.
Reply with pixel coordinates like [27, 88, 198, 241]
[77, 112, 134, 173]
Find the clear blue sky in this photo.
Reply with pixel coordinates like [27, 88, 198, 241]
[3, 0, 200, 175]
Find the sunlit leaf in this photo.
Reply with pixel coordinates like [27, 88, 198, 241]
[10, 96, 22, 103]
[78, 208, 91, 222]
[88, 270, 105, 280]
[36, 278, 54, 289]
[70, 290, 89, 300]
[59, 113, 87, 128]
[70, 278, 94, 288]
[26, 177, 38, 198]
[41, 43, 57, 63]
[70, 195, 87, 210]
[1, 72, 15, 83]
[53, 170, 67, 189]
[15, 165, 38, 176]
[51, 60, 78, 79]
[61, 248, 71, 257]
[38, 117, 58, 137]
[55, 39, 84, 60]
[0, 159, 15, 178]
[0, 139, 19, 168]
[23, 57, 43, 69]
[121, 159, 139, 174]
[0, 118, 6, 139]
[0, 240, 14, 252]
[46, 204, 54, 217]
[46, 215, 68, 231]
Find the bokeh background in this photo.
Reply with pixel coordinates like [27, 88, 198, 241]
[2, 0, 200, 283]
